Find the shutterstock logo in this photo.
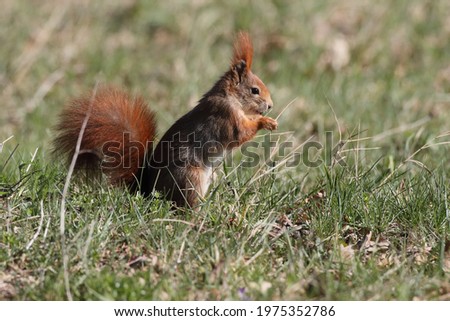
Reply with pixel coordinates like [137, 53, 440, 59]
[99, 131, 347, 170]
[235, 132, 346, 168]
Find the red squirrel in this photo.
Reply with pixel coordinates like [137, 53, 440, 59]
[53, 32, 277, 208]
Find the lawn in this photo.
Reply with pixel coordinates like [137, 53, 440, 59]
[0, 0, 449, 300]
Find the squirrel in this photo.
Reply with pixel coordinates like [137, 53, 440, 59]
[53, 32, 277, 208]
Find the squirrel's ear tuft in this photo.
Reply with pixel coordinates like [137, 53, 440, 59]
[231, 31, 253, 71]
[232, 59, 247, 83]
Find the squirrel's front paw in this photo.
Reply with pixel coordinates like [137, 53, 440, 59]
[260, 117, 278, 131]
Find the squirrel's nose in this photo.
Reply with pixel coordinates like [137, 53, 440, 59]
[267, 97, 273, 110]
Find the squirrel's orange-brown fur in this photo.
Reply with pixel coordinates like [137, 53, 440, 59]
[53, 32, 277, 208]
[53, 88, 156, 185]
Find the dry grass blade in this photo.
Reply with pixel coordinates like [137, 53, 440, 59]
[274, 98, 297, 121]
[25, 148, 39, 174]
[59, 84, 98, 301]
[25, 200, 45, 250]
[0, 136, 14, 153]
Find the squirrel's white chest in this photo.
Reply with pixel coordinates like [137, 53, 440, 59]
[198, 166, 213, 197]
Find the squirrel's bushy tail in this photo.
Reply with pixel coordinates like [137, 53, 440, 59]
[53, 87, 157, 186]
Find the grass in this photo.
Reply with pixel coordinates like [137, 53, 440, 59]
[1, 0, 449, 300]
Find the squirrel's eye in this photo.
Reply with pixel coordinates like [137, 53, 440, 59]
[251, 87, 260, 95]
